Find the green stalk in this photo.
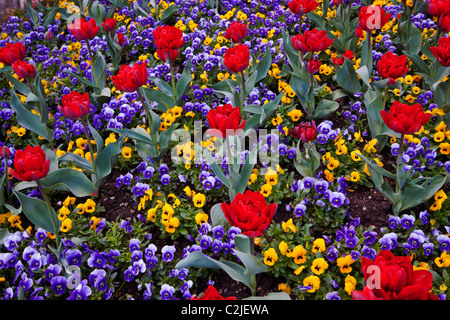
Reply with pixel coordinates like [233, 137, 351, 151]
[239, 71, 246, 116]
[80, 117, 98, 196]
[397, 133, 405, 167]
[249, 238, 257, 296]
[168, 56, 177, 104]
[36, 180, 61, 255]
[137, 88, 159, 157]
[86, 41, 98, 88]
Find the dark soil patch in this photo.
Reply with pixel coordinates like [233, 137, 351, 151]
[346, 185, 391, 230]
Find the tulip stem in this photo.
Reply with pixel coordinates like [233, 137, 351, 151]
[3, 161, 10, 201]
[80, 118, 98, 196]
[36, 180, 61, 256]
[86, 41, 98, 88]
[249, 238, 257, 296]
[240, 71, 246, 116]
[168, 57, 177, 103]
[137, 89, 159, 157]
[397, 133, 405, 167]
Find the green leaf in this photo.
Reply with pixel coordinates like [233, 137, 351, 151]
[141, 86, 174, 111]
[210, 203, 228, 226]
[203, 148, 231, 188]
[94, 134, 125, 187]
[160, 4, 180, 23]
[360, 30, 373, 74]
[252, 49, 272, 83]
[175, 251, 254, 291]
[58, 152, 95, 173]
[13, 189, 59, 234]
[336, 58, 361, 93]
[175, 58, 193, 101]
[40, 168, 96, 197]
[9, 90, 49, 140]
[149, 76, 173, 96]
[2, 70, 30, 95]
[310, 99, 339, 119]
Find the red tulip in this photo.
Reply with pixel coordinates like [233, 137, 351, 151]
[0, 145, 10, 158]
[191, 285, 237, 300]
[288, 0, 319, 15]
[352, 250, 439, 300]
[68, 18, 100, 41]
[206, 104, 246, 138]
[58, 91, 91, 120]
[307, 59, 321, 74]
[221, 190, 277, 238]
[0, 42, 26, 66]
[430, 36, 450, 67]
[102, 18, 116, 32]
[289, 120, 317, 142]
[224, 21, 248, 44]
[223, 44, 250, 74]
[291, 29, 333, 53]
[380, 101, 431, 135]
[111, 62, 148, 92]
[9, 145, 50, 182]
[427, 0, 450, 17]
[439, 14, 450, 32]
[153, 25, 185, 62]
[377, 51, 408, 84]
[355, 26, 364, 38]
[12, 60, 37, 79]
[358, 5, 391, 32]
[116, 32, 127, 46]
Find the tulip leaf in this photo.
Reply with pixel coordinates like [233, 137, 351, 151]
[94, 134, 126, 187]
[160, 4, 180, 24]
[40, 168, 96, 197]
[336, 58, 361, 93]
[203, 148, 231, 189]
[58, 152, 95, 173]
[175, 251, 254, 292]
[175, 58, 193, 101]
[140, 86, 174, 111]
[309, 99, 339, 120]
[9, 90, 49, 140]
[13, 189, 59, 235]
[210, 203, 229, 226]
[149, 76, 173, 97]
[252, 49, 272, 84]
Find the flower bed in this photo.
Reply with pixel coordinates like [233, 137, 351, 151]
[0, 0, 449, 301]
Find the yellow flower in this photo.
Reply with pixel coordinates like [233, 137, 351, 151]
[58, 206, 71, 221]
[434, 131, 446, 142]
[434, 190, 447, 203]
[264, 168, 278, 185]
[193, 193, 206, 207]
[311, 258, 329, 275]
[292, 245, 307, 264]
[163, 217, 180, 233]
[278, 283, 292, 295]
[278, 241, 292, 257]
[261, 184, 273, 197]
[350, 171, 360, 182]
[312, 238, 326, 253]
[272, 114, 283, 126]
[121, 146, 132, 158]
[63, 196, 76, 207]
[248, 173, 257, 185]
[344, 275, 357, 295]
[435, 252, 450, 268]
[60, 218, 72, 232]
[439, 142, 450, 155]
[303, 275, 320, 293]
[288, 109, 303, 122]
[282, 218, 297, 233]
[326, 157, 339, 170]
[351, 150, 361, 161]
[263, 248, 278, 266]
[83, 199, 96, 213]
[195, 212, 208, 225]
[324, 169, 334, 182]
[337, 254, 355, 273]
[147, 207, 157, 222]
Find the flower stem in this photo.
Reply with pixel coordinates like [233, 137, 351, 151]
[86, 41, 98, 87]
[168, 57, 177, 103]
[240, 71, 246, 116]
[80, 117, 98, 196]
[397, 133, 405, 166]
[36, 180, 61, 255]
[137, 88, 159, 157]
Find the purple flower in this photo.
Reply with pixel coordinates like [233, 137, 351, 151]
[326, 246, 339, 261]
[363, 230, 377, 245]
[161, 174, 171, 185]
[89, 269, 107, 292]
[143, 283, 153, 300]
[200, 235, 213, 250]
[325, 291, 341, 300]
[129, 238, 141, 252]
[87, 252, 106, 268]
[120, 219, 132, 232]
[387, 215, 401, 229]
[345, 236, 359, 248]
[145, 244, 157, 260]
[314, 180, 329, 194]
[131, 260, 147, 275]
[361, 245, 377, 260]
[51, 276, 67, 295]
[67, 282, 92, 300]
[160, 284, 175, 300]
[19, 273, 33, 293]
[294, 203, 306, 217]
[423, 242, 434, 256]
[161, 245, 176, 262]
[65, 249, 82, 267]
[212, 225, 225, 239]
[329, 192, 345, 208]
[124, 266, 135, 282]
[437, 235, 450, 252]
[419, 210, 429, 224]
[400, 214, 415, 229]
[211, 239, 223, 253]
[45, 264, 62, 282]
[303, 177, 315, 189]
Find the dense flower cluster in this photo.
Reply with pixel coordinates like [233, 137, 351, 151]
[0, 0, 449, 301]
